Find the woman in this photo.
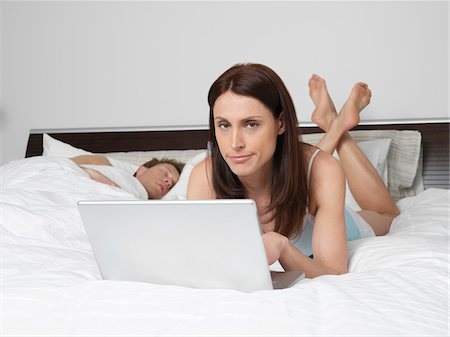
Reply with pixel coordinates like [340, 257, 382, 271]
[187, 63, 399, 278]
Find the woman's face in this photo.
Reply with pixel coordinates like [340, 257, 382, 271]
[213, 90, 285, 179]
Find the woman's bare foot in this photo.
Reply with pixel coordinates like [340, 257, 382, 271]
[336, 82, 372, 132]
[313, 81, 372, 154]
[309, 74, 337, 132]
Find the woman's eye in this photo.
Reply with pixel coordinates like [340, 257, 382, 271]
[246, 122, 258, 128]
[218, 122, 229, 129]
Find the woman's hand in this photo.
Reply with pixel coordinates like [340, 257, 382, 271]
[262, 231, 289, 265]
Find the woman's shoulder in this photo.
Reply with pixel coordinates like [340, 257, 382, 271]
[187, 156, 216, 199]
[191, 156, 212, 176]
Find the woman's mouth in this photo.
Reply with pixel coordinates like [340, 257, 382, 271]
[228, 154, 253, 164]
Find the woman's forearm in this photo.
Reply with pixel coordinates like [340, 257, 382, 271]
[279, 242, 347, 278]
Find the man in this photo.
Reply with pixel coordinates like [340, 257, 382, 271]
[71, 155, 184, 199]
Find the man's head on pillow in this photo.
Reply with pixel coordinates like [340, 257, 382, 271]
[134, 158, 185, 199]
[71, 154, 185, 199]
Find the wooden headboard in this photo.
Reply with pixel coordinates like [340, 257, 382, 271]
[26, 122, 449, 190]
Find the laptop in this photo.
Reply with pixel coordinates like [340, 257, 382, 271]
[78, 199, 304, 292]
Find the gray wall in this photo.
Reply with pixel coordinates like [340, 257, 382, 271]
[1, 1, 448, 164]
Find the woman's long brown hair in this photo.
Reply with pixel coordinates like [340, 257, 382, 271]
[207, 63, 308, 239]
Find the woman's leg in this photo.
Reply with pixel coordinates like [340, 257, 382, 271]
[308, 75, 399, 235]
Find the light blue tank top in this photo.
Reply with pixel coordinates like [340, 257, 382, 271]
[290, 149, 362, 257]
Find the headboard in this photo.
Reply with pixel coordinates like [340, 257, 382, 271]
[26, 122, 449, 190]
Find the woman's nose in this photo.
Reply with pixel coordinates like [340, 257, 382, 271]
[231, 131, 244, 150]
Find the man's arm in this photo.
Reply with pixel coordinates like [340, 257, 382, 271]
[70, 155, 112, 166]
[81, 167, 120, 188]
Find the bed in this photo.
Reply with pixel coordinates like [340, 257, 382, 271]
[2, 121, 449, 336]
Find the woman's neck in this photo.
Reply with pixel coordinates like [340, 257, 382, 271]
[239, 160, 273, 198]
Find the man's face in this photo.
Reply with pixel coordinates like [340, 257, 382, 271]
[135, 163, 180, 199]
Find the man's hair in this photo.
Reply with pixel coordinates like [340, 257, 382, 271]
[134, 158, 185, 176]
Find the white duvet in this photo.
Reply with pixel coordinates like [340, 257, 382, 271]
[1, 157, 449, 336]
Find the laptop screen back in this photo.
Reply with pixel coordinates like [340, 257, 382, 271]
[78, 199, 273, 292]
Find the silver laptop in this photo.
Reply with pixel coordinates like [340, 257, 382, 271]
[78, 199, 303, 292]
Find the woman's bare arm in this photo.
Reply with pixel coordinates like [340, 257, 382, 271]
[274, 153, 348, 277]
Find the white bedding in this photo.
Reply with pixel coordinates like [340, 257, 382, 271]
[1, 156, 449, 336]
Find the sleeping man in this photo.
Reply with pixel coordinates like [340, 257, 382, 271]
[71, 155, 184, 199]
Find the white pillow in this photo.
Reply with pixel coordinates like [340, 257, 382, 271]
[42, 133, 204, 168]
[162, 150, 208, 200]
[43, 133, 139, 176]
[43, 133, 92, 157]
[106, 149, 205, 167]
[334, 138, 391, 211]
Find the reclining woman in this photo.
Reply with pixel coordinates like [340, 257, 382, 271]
[71, 155, 184, 199]
[187, 63, 399, 278]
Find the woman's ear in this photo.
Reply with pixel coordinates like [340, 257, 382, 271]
[278, 112, 286, 135]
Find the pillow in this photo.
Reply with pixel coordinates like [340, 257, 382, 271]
[42, 133, 205, 166]
[106, 149, 205, 167]
[43, 134, 139, 175]
[43, 133, 92, 157]
[334, 138, 391, 186]
[412, 148, 424, 195]
[302, 130, 423, 201]
[346, 130, 423, 198]
[162, 150, 208, 200]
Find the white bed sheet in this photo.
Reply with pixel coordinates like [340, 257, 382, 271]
[1, 157, 448, 336]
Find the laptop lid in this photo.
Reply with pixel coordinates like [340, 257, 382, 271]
[78, 199, 275, 292]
